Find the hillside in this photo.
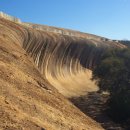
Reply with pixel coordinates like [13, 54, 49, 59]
[0, 13, 125, 130]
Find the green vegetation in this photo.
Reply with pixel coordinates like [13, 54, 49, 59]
[93, 48, 130, 122]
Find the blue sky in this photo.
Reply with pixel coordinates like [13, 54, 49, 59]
[0, 0, 130, 40]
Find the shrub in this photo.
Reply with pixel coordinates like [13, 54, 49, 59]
[93, 48, 130, 122]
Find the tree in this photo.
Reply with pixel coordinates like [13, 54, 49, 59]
[92, 48, 130, 122]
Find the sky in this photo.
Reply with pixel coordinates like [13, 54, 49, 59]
[0, 0, 130, 40]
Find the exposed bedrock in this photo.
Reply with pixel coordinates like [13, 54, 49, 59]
[0, 18, 125, 98]
[0, 17, 126, 130]
[0, 18, 104, 130]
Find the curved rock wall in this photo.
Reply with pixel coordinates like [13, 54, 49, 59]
[0, 17, 106, 130]
[0, 16, 126, 129]
[0, 17, 125, 97]
[21, 23, 125, 97]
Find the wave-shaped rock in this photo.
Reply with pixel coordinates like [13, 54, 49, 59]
[0, 14, 125, 130]
[0, 14, 125, 98]
[0, 17, 105, 130]
[21, 21, 125, 97]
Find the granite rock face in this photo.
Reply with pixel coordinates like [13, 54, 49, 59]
[21, 21, 124, 97]
[0, 13, 125, 130]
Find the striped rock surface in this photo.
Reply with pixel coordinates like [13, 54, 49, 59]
[0, 17, 125, 130]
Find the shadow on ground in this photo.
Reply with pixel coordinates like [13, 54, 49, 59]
[70, 92, 130, 130]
